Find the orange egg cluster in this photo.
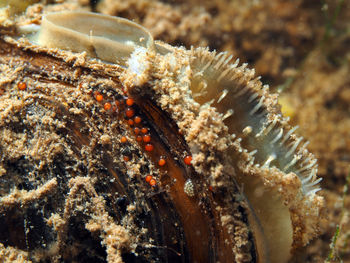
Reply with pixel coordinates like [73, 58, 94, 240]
[92, 90, 122, 114]
[122, 98, 156, 155]
[91, 91, 193, 189]
[145, 175, 157, 187]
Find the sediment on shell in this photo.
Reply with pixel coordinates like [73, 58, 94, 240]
[0, 9, 325, 263]
[0, 19, 255, 263]
[122, 42, 325, 263]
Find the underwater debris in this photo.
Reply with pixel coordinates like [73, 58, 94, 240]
[0, 9, 325, 263]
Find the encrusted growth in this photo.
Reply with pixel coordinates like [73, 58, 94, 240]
[189, 47, 322, 197]
[122, 41, 325, 262]
[186, 47, 325, 249]
[0, 8, 325, 263]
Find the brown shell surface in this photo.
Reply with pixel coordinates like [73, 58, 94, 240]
[0, 29, 254, 263]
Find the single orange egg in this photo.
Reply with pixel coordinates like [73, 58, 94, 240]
[143, 134, 151, 143]
[158, 158, 166, 166]
[145, 144, 154, 152]
[134, 127, 140, 135]
[184, 155, 192, 165]
[121, 136, 127, 143]
[134, 116, 142, 124]
[128, 119, 134, 126]
[96, 94, 103, 102]
[125, 107, 135, 118]
[145, 175, 152, 183]
[104, 102, 112, 111]
[149, 178, 157, 187]
[17, 82, 27, 90]
[126, 98, 134, 106]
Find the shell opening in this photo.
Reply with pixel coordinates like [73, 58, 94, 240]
[36, 11, 155, 65]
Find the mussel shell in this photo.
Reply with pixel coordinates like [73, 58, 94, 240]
[0, 38, 255, 262]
